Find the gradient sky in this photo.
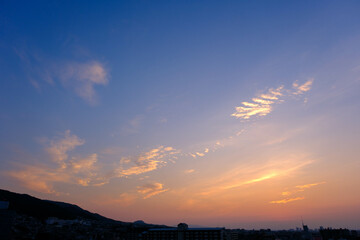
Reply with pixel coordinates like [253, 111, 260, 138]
[1, 0, 360, 230]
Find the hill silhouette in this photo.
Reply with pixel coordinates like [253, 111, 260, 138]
[0, 189, 122, 223]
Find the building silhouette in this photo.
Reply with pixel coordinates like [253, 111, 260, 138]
[141, 222, 225, 240]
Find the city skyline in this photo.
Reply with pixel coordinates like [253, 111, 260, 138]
[1, 1, 360, 229]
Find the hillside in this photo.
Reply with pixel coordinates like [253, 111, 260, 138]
[0, 189, 124, 223]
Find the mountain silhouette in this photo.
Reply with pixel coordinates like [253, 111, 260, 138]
[0, 189, 120, 222]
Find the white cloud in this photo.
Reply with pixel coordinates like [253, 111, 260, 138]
[60, 61, 109, 104]
[232, 86, 284, 120]
[14, 49, 109, 105]
[232, 79, 314, 120]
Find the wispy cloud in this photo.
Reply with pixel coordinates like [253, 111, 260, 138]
[93, 192, 138, 207]
[59, 61, 109, 104]
[5, 130, 179, 194]
[7, 165, 69, 194]
[224, 173, 279, 190]
[137, 182, 168, 199]
[184, 169, 195, 174]
[271, 181, 325, 204]
[46, 130, 85, 168]
[269, 197, 305, 204]
[232, 79, 314, 120]
[69, 154, 100, 186]
[189, 147, 213, 159]
[199, 157, 313, 196]
[196, 152, 205, 157]
[281, 181, 326, 196]
[14, 49, 109, 105]
[121, 115, 144, 135]
[6, 131, 104, 193]
[115, 146, 178, 177]
[232, 86, 284, 120]
[292, 78, 314, 95]
[296, 181, 325, 189]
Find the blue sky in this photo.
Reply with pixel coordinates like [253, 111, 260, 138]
[1, 0, 360, 229]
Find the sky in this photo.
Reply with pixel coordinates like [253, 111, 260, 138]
[1, 0, 360, 230]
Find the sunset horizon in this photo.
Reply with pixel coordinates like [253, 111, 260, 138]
[1, 0, 360, 232]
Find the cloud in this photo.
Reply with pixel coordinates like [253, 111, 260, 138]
[223, 173, 278, 190]
[115, 146, 178, 177]
[269, 197, 305, 204]
[60, 61, 109, 104]
[6, 131, 105, 193]
[160, 118, 168, 123]
[232, 79, 314, 120]
[236, 130, 245, 136]
[70, 154, 98, 173]
[93, 193, 137, 207]
[7, 165, 69, 194]
[121, 115, 144, 135]
[69, 154, 102, 186]
[137, 182, 168, 199]
[292, 78, 314, 95]
[199, 157, 314, 196]
[263, 127, 305, 146]
[296, 181, 325, 189]
[271, 181, 325, 203]
[184, 169, 195, 174]
[281, 181, 326, 196]
[7, 157, 105, 193]
[189, 147, 212, 159]
[46, 130, 85, 168]
[112, 193, 138, 206]
[231, 86, 284, 120]
[14, 49, 109, 104]
[5, 131, 178, 194]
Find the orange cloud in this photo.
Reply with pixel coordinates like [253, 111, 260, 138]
[296, 181, 326, 189]
[70, 153, 98, 173]
[281, 181, 326, 196]
[46, 130, 85, 168]
[224, 172, 278, 190]
[196, 152, 205, 157]
[7, 165, 70, 194]
[292, 78, 314, 95]
[116, 146, 178, 177]
[5, 131, 107, 193]
[6, 131, 179, 195]
[199, 157, 313, 196]
[270, 197, 305, 204]
[137, 182, 168, 199]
